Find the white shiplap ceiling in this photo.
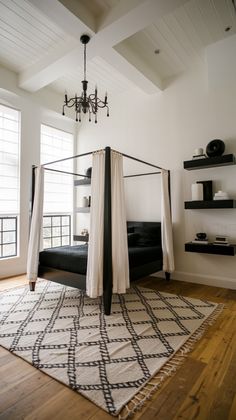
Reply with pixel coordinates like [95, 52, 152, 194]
[116, 0, 236, 82]
[0, 0, 76, 72]
[0, 0, 236, 97]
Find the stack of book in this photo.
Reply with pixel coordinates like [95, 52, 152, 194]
[192, 154, 206, 160]
[213, 237, 229, 246]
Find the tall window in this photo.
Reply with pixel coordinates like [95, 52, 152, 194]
[0, 104, 20, 259]
[40, 124, 74, 249]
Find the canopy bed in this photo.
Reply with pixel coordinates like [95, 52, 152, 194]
[27, 147, 174, 315]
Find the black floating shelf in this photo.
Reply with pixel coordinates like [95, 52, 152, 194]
[183, 154, 235, 170]
[185, 242, 236, 256]
[76, 207, 90, 213]
[73, 235, 89, 242]
[185, 200, 236, 209]
[74, 179, 91, 186]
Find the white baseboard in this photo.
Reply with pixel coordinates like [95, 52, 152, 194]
[153, 270, 236, 290]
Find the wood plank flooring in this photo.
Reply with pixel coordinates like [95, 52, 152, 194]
[0, 275, 235, 420]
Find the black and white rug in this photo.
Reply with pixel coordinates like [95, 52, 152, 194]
[0, 281, 222, 417]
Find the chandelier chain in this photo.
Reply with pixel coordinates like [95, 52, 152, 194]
[84, 43, 86, 81]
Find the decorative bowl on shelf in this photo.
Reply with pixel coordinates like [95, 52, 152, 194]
[206, 139, 225, 157]
[196, 232, 207, 240]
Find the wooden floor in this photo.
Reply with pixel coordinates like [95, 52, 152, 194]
[0, 275, 236, 420]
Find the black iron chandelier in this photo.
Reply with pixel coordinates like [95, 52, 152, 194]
[62, 34, 109, 123]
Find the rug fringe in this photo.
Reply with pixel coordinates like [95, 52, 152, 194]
[118, 302, 224, 419]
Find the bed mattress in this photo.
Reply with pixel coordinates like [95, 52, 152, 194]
[39, 244, 162, 275]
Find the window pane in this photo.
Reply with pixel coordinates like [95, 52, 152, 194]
[52, 237, 61, 247]
[62, 236, 70, 246]
[52, 226, 60, 237]
[62, 216, 69, 225]
[43, 227, 51, 238]
[3, 231, 15, 243]
[43, 217, 51, 227]
[0, 105, 20, 219]
[3, 218, 16, 230]
[3, 243, 16, 257]
[52, 217, 60, 227]
[41, 124, 73, 215]
[43, 238, 51, 249]
[62, 226, 69, 236]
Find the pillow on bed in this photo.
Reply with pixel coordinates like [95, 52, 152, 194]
[127, 232, 140, 246]
[134, 226, 161, 247]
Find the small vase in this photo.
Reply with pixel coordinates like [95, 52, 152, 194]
[82, 196, 88, 207]
[191, 183, 203, 201]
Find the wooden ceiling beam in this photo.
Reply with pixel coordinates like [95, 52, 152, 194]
[19, 0, 188, 94]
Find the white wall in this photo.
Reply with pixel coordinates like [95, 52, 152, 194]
[0, 65, 76, 279]
[76, 60, 236, 290]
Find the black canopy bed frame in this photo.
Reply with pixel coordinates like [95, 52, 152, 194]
[30, 146, 171, 316]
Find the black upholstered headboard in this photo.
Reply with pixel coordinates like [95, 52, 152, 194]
[127, 221, 161, 230]
[127, 221, 161, 246]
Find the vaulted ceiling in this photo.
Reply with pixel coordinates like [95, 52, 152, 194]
[0, 0, 236, 98]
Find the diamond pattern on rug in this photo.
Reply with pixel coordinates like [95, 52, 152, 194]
[0, 281, 218, 416]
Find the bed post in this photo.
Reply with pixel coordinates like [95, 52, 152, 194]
[168, 170, 171, 214]
[103, 147, 113, 315]
[165, 170, 171, 282]
[31, 165, 36, 216]
[29, 165, 36, 292]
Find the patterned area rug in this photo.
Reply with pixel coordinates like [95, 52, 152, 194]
[0, 281, 222, 418]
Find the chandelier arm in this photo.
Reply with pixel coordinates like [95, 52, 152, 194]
[88, 95, 106, 108]
[89, 102, 96, 113]
[97, 100, 108, 108]
[65, 100, 77, 108]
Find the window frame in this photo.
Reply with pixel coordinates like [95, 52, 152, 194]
[0, 103, 21, 260]
[40, 123, 75, 249]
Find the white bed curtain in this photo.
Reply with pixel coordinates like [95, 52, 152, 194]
[111, 151, 129, 293]
[86, 151, 105, 298]
[161, 169, 175, 273]
[27, 166, 44, 284]
[86, 150, 129, 298]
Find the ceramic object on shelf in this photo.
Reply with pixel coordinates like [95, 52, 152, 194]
[81, 228, 89, 239]
[213, 190, 229, 200]
[191, 183, 203, 200]
[194, 148, 204, 156]
[82, 196, 89, 207]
